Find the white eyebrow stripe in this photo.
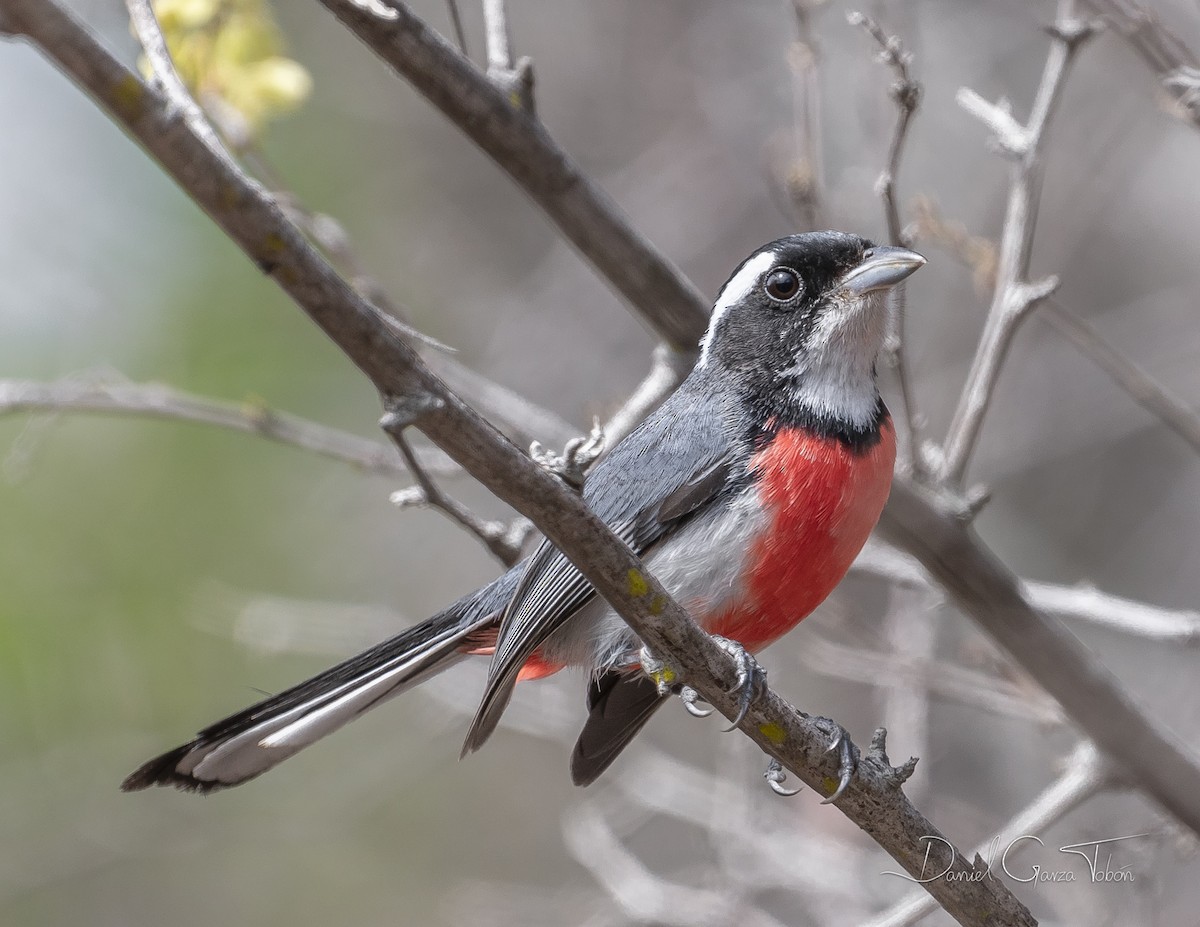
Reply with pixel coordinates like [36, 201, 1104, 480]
[697, 250, 778, 366]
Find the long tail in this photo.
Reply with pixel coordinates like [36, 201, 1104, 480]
[122, 572, 519, 794]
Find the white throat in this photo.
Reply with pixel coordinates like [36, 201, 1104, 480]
[783, 289, 889, 429]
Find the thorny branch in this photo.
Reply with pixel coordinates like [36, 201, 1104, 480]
[849, 10, 924, 476]
[3, 4, 1038, 923]
[939, 4, 1101, 483]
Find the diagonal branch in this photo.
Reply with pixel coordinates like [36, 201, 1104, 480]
[939, 6, 1101, 483]
[318, 0, 709, 354]
[5, 4, 1038, 922]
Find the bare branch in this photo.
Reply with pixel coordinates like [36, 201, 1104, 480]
[848, 10, 924, 476]
[7, 5, 1041, 919]
[879, 478, 1200, 833]
[939, 7, 1101, 483]
[0, 376, 456, 477]
[864, 743, 1120, 927]
[319, 0, 708, 354]
[1041, 299, 1200, 456]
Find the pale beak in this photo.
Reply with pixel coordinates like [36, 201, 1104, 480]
[839, 246, 926, 295]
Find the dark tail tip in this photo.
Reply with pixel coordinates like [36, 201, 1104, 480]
[120, 742, 224, 794]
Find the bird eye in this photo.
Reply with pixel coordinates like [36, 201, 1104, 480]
[764, 268, 802, 302]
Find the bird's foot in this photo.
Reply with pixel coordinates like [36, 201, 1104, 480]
[710, 635, 767, 731]
[678, 685, 713, 718]
[815, 716, 857, 804]
[529, 418, 604, 491]
[763, 757, 802, 797]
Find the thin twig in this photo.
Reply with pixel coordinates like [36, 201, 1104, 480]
[444, 0, 468, 57]
[848, 10, 924, 477]
[864, 742, 1119, 927]
[0, 377, 456, 476]
[1041, 299, 1200, 456]
[389, 430, 528, 566]
[939, 5, 1101, 483]
[848, 11, 920, 247]
[8, 7, 1043, 919]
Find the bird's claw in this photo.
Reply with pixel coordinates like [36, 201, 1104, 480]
[711, 635, 767, 731]
[679, 685, 713, 718]
[819, 719, 857, 804]
[764, 757, 802, 797]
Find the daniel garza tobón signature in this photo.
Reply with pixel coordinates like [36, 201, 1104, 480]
[882, 833, 1153, 885]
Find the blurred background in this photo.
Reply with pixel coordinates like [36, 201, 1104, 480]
[2, 0, 1199, 924]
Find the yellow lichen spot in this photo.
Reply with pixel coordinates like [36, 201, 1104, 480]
[822, 776, 840, 796]
[627, 568, 649, 598]
[758, 722, 787, 745]
[112, 74, 145, 121]
[649, 595, 667, 615]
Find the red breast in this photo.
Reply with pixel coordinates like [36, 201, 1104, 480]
[703, 418, 896, 650]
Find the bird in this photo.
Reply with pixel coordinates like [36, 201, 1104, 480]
[122, 230, 925, 795]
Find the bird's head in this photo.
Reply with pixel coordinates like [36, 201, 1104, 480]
[698, 231, 925, 436]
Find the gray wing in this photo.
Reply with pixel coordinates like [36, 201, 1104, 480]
[461, 376, 742, 754]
